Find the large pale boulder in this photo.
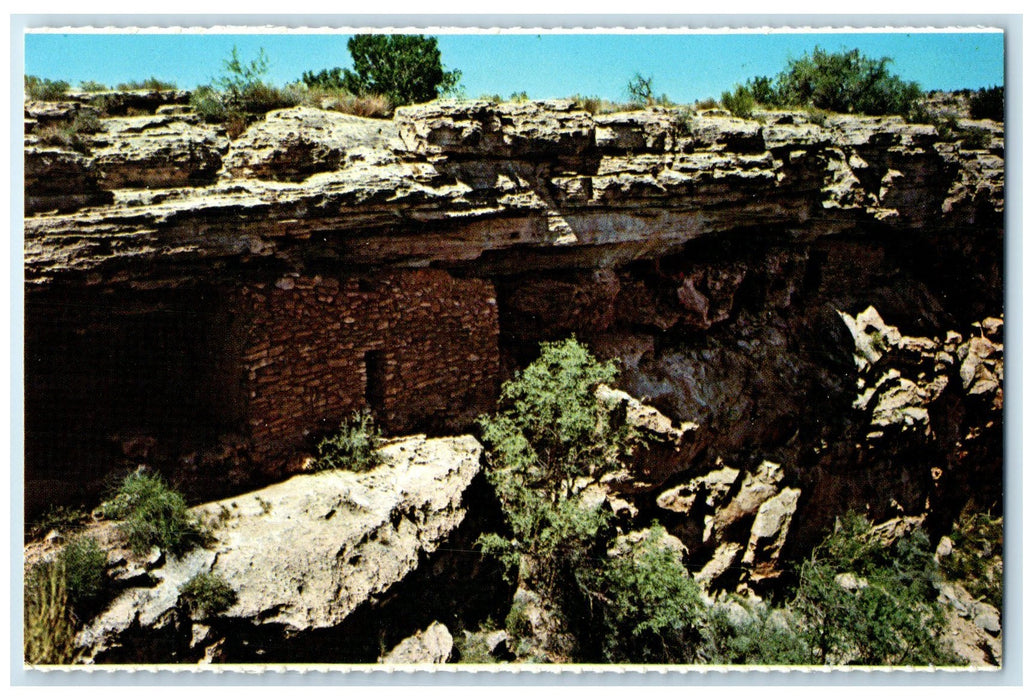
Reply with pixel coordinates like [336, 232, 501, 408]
[378, 621, 453, 664]
[740, 487, 801, 584]
[75, 434, 482, 662]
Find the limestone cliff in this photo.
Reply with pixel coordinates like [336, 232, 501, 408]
[23, 93, 1004, 664]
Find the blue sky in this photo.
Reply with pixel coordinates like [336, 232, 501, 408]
[24, 31, 1004, 103]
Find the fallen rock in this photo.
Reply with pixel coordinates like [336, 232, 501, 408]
[75, 434, 482, 662]
[707, 460, 784, 544]
[379, 621, 453, 664]
[740, 487, 801, 585]
[595, 383, 698, 492]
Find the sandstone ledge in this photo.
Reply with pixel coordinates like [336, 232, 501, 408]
[24, 100, 1003, 286]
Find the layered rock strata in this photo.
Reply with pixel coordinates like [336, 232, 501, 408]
[24, 94, 1004, 570]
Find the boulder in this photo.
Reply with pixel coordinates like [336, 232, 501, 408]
[707, 460, 784, 544]
[75, 434, 482, 662]
[379, 621, 453, 664]
[595, 384, 698, 493]
[740, 487, 801, 584]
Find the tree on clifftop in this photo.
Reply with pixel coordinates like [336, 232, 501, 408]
[302, 34, 461, 107]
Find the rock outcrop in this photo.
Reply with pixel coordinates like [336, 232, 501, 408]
[24, 98, 1001, 286]
[23, 93, 1004, 666]
[64, 434, 482, 663]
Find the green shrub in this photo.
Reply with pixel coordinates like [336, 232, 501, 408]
[190, 84, 228, 123]
[101, 471, 206, 556]
[25, 75, 70, 101]
[774, 47, 923, 117]
[304, 34, 461, 108]
[24, 559, 77, 664]
[178, 572, 237, 618]
[215, 46, 271, 107]
[58, 537, 107, 613]
[626, 72, 657, 106]
[590, 525, 706, 663]
[744, 75, 778, 105]
[78, 80, 108, 92]
[316, 410, 382, 472]
[694, 96, 720, 111]
[790, 514, 961, 666]
[301, 67, 351, 90]
[741, 47, 923, 117]
[721, 84, 756, 119]
[116, 77, 177, 91]
[699, 599, 811, 665]
[969, 85, 1004, 121]
[478, 338, 641, 658]
[940, 507, 1002, 610]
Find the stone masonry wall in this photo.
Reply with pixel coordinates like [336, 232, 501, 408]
[236, 268, 499, 464]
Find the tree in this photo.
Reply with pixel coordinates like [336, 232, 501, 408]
[303, 34, 461, 107]
[772, 47, 923, 117]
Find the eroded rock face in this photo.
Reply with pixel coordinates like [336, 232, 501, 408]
[24, 98, 1002, 286]
[222, 106, 404, 181]
[74, 434, 482, 663]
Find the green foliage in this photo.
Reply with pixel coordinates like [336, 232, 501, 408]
[940, 508, 1002, 610]
[179, 572, 237, 618]
[627, 72, 656, 106]
[116, 77, 177, 91]
[301, 67, 350, 90]
[24, 559, 77, 664]
[744, 75, 778, 105]
[189, 46, 300, 136]
[482, 337, 622, 498]
[58, 537, 107, 613]
[78, 80, 108, 92]
[969, 85, 1004, 121]
[25, 75, 70, 100]
[101, 471, 206, 556]
[699, 599, 811, 665]
[771, 47, 923, 117]
[590, 525, 706, 663]
[215, 46, 270, 105]
[694, 96, 720, 111]
[190, 84, 228, 123]
[316, 410, 382, 472]
[790, 514, 961, 666]
[721, 84, 756, 119]
[305, 34, 461, 107]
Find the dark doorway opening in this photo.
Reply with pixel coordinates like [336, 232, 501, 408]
[364, 350, 387, 417]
